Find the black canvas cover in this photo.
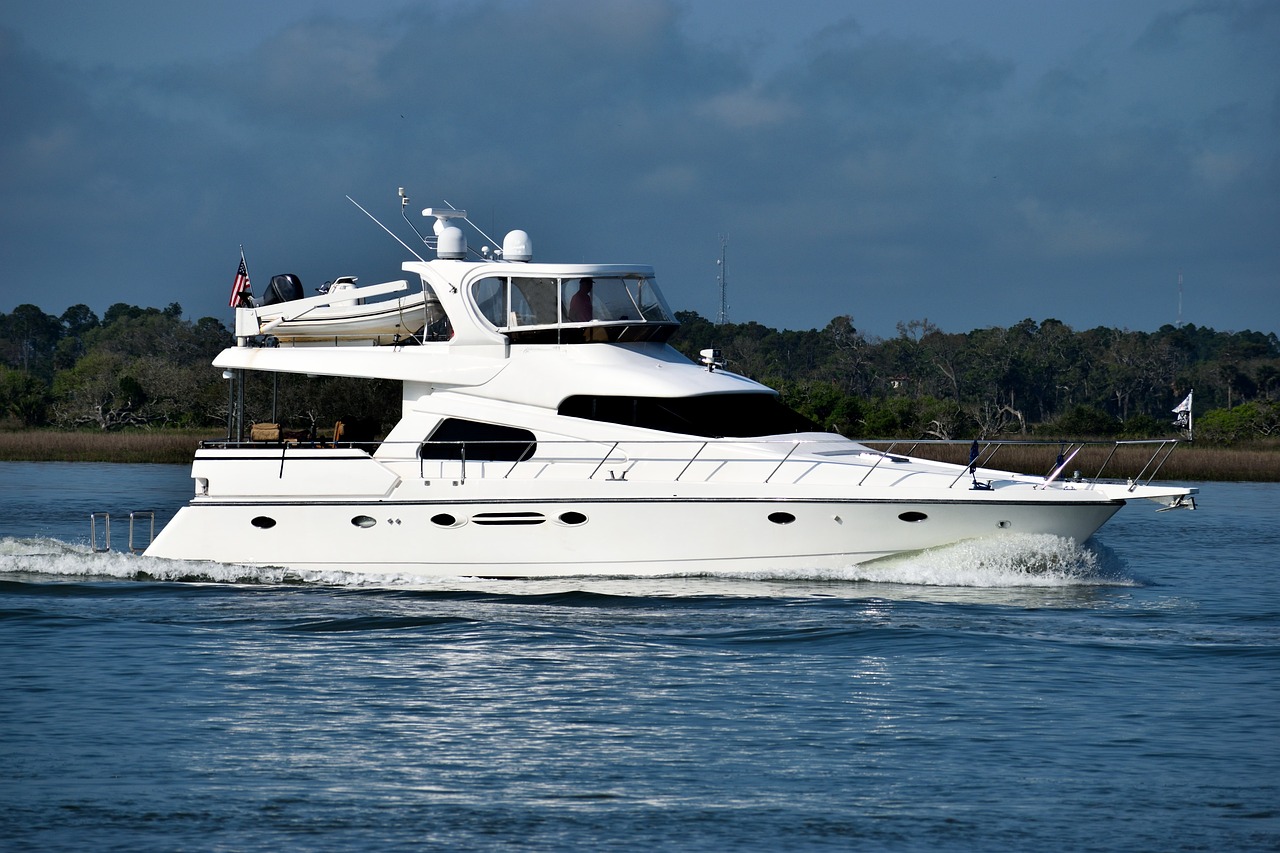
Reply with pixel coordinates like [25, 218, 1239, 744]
[263, 274, 304, 305]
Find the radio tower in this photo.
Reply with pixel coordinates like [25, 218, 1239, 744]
[716, 233, 729, 325]
[1177, 269, 1183, 327]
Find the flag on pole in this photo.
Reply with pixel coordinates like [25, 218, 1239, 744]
[229, 252, 251, 307]
[1172, 390, 1193, 429]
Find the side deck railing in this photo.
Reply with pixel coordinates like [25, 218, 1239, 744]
[859, 438, 1183, 493]
[196, 436, 1183, 491]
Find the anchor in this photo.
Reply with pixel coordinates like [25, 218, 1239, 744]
[1156, 494, 1197, 512]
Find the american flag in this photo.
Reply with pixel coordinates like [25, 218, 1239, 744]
[229, 254, 251, 307]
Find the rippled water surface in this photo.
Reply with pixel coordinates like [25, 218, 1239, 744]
[1, 462, 1277, 851]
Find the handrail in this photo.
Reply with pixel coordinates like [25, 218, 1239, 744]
[855, 442, 900, 487]
[88, 509, 156, 553]
[1139, 440, 1179, 487]
[588, 442, 621, 480]
[129, 510, 155, 553]
[946, 441, 1006, 489]
[862, 437, 1182, 492]
[674, 442, 708, 482]
[764, 441, 801, 484]
[192, 436, 1183, 489]
[1127, 439, 1178, 489]
[1038, 444, 1083, 489]
[90, 512, 110, 552]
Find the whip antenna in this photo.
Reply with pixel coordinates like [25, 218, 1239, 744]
[347, 195, 425, 262]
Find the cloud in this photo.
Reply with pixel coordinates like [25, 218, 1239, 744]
[697, 89, 797, 129]
[1138, 0, 1280, 50]
[0, 0, 1277, 339]
[1014, 196, 1144, 256]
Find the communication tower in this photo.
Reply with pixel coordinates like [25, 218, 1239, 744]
[1177, 270, 1183, 327]
[716, 234, 729, 325]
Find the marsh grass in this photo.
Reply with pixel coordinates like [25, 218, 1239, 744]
[876, 439, 1280, 483]
[0, 429, 218, 464]
[0, 429, 1276, 480]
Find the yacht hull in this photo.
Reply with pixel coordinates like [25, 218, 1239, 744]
[146, 491, 1123, 577]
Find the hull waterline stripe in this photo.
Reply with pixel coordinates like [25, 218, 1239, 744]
[186, 495, 1125, 509]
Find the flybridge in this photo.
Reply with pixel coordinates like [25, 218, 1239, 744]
[232, 192, 680, 348]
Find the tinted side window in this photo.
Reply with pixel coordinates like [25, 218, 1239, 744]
[558, 394, 816, 437]
[419, 419, 537, 461]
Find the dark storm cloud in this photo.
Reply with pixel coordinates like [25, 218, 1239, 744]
[1, 0, 1276, 337]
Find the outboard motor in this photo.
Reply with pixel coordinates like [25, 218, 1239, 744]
[263, 274, 304, 306]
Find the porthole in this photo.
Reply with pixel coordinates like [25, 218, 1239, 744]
[351, 516, 377, 529]
[558, 511, 588, 526]
[898, 511, 928, 523]
[768, 511, 796, 525]
[251, 516, 277, 529]
[431, 513, 458, 527]
[996, 520, 1011, 529]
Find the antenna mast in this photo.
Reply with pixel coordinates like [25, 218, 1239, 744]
[1177, 269, 1183, 327]
[716, 233, 729, 325]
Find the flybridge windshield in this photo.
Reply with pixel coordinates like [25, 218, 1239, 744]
[472, 275, 676, 329]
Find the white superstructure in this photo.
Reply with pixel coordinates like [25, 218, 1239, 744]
[144, 202, 1197, 576]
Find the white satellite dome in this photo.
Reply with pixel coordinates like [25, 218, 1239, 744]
[502, 229, 532, 262]
[437, 225, 467, 259]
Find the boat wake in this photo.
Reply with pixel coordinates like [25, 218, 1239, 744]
[0, 537, 294, 585]
[840, 533, 1133, 588]
[2, 533, 1132, 592]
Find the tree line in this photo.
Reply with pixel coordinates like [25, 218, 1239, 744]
[2, 302, 1278, 444]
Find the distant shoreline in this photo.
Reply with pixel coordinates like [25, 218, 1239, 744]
[1, 428, 1276, 481]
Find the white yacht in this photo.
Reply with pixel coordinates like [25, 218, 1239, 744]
[143, 201, 1197, 576]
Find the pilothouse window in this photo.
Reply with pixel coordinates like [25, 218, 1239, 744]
[558, 393, 817, 438]
[562, 276, 675, 324]
[471, 276, 558, 328]
[419, 418, 537, 461]
[470, 275, 675, 329]
[473, 277, 507, 328]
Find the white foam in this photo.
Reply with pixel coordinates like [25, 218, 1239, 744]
[1, 537, 263, 583]
[841, 533, 1132, 587]
[1, 532, 1130, 591]
[0, 537, 502, 587]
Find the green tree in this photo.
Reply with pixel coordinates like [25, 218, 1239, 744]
[0, 366, 51, 426]
[1038, 405, 1122, 438]
[51, 352, 148, 430]
[0, 304, 63, 377]
[1196, 401, 1280, 444]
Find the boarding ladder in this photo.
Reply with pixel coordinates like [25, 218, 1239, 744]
[89, 510, 156, 554]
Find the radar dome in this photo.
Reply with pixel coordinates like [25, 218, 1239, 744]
[437, 226, 467, 259]
[502, 230, 532, 262]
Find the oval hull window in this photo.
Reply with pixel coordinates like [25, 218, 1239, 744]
[898, 511, 928, 523]
[431, 513, 459, 527]
[767, 512, 796, 525]
[558, 511, 587, 526]
[351, 515, 377, 528]
[472, 512, 545, 526]
[251, 516, 277, 529]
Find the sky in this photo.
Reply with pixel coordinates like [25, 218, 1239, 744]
[1, 0, 1277, 339]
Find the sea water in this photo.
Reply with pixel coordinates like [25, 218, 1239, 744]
[0, 462, 1277, 852]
